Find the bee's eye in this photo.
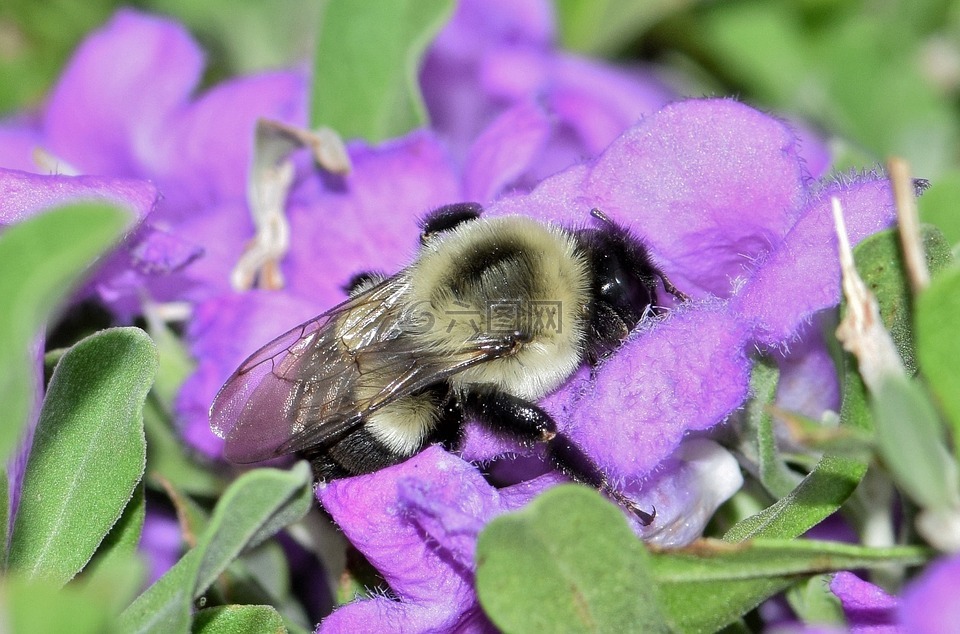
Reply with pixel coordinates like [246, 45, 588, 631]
[598, 257, 654, 327]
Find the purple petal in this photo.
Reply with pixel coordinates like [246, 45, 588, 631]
[0, 168, 156, 226]
[583, 99, 811, 297]
[148, 71, 307, 221]
[461, 101, 552, 202]
[734, 175, 896, 346]
[565, 303, 752, 478]
[317, 447, 496, 633]
[143, 200, 252, 304]
[546, 54, 673, 156]
[636, 439, 743, 547]
[42, 9, 203, 177]
[139, 508, 183, 585]
[429, 0, 553, 61]
[788, 118, 832, 180]
[128, 226, 204, 276]
[773, 317, 841, 419]
[487, 162, 590, 225]
[830, 572, 900, 633]
[898, 554, 960, 633]
[176, 291, 322, 457]
[284, 132, 461, 306]
[0, 122, 43, 172]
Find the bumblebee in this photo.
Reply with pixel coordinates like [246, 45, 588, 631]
[210, 203, 684, 523]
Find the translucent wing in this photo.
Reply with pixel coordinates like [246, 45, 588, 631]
[210, 275, 521, 464]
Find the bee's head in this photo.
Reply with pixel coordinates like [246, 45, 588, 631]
[577, 210, 676, 363]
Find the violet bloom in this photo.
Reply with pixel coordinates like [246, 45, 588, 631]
[317, 445, 564, 634]
[422, 0, 673, 190]
[295, 99, 895, 629]
[0, 9, 305, 316]
[831, 555, 960, 633]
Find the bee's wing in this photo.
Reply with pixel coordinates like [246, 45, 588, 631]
[210, 276, 520, 464]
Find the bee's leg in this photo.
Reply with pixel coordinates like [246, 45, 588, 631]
[547, 434, 655, 526]
[342, 271, 387, 297]
[419, 202, 483, 245]
[464, 384, 655, 526]
[462, 385, 557, 443]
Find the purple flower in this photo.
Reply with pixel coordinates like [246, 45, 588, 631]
[831, 572, 900, 633]
[421, 0, 673, 190]
[198, 98, 891, 630]
[898, 555, 960, 632]
[831, 556, 960, 633]
[316, 445, 554, 633]
[456, 99, 895, 486]
[0, 168, 156, 228]
[0, 9, 305, 316]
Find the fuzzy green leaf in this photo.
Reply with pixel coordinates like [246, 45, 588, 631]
[555, 0, 695, 55]
[7, 327, 155, 586]
[724, 353, 870, 542]
[0, 202, 131, 464]
[144, 398, 225, 497]
[785, 574, 845, 627]
[0, 575, 114, 634]
[310, 0, 455, 141]
[852, 226, 953, 373]
[744, 360, 798, 497]
[476, 485, 666, 634]
[193, 605, 286, 634]
[649, 538, 929, 632]
[119, 463, 313, 634]
[871, 374, 959, 511]
[919, 171, 960, 247]
[82, 483, 146, 583]
[916, 264, 960, 461]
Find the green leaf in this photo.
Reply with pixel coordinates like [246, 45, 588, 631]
[310, 0, 455, 141]
[671, 1, 960, 176]
[649, 538, 929, 633]
[0, 202, 131, 464]
[193, 605, 286, 634]
[476, 485, 667, 634]
[142, 316, 224, 496]
[919, 171, 960, 248]
[871, 374, 959, 511]
[742, 360, 798, 498]
[163, 478, 211, 548]
[82, 483, 146, 582]
[852, 226, 953, 373]
[916, 264, 960, 460]
[144, 398, 225, 497]
[724, 353, 870, 542]
[118, 463, 313, 634]
[476, 485, 928, 634]
[0, 575, 114, 634]
[7, 327, 156, 586]
[785, 574, 845, 627]
[555, 0, 696, 55]
[147, 316, 196, 409]
[161, 480, 309, 630]
[723, 453, 867, 542]
[74, 552, 148, 619]
[143, 0, 321, 78]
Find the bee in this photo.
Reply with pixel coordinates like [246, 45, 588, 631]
[210, 203, 685, 524]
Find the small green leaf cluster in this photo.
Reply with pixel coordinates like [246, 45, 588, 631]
[0, 206, 313, 633]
